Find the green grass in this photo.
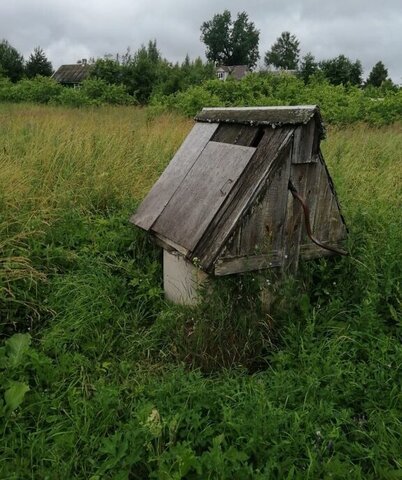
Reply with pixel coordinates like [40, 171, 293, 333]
[0, 104, 401, 479]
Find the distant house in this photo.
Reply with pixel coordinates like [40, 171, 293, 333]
[52, 60, 91, 87]
[216, 65, 249, 81]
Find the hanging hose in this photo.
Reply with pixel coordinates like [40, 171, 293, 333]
[288, 180, 348, 256]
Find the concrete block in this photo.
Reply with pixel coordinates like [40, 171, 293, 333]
[163, 250, 208, 305]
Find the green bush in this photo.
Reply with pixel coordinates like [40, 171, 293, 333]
[9, 76, 63, 103]
[50, 86, 92, 107]
[0, 76, 133, 107]
[152, 85, 223, 116]
[1, 72, 401, 121]
[0, 76, 15, 101]
[152, 72, 402, 125]
[80, 78, 135, 105]
[1, 104, 401, 480]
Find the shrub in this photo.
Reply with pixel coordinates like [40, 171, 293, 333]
[80, 78, 134, 105]
[9, 76, 63, 103]
[0, 76, 134, 107]
[152, 85, 223, 116]
[50, 87, 92, 107]
[153, 72, 402, 125]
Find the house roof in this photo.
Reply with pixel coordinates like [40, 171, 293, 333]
[217, 65, 249, 80]
[52, 64, 91, 84]
[131, 106, 324, 271]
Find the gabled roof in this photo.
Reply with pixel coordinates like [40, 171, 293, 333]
[216, 65, 249, 80]
[131, 106, 324, 271]
[52, 64, 91, 84]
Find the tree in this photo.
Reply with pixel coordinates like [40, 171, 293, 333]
[264, 32, 300, 70]
[319, 55, 362, 86]
[365, 61, 388, 87]
[200, 10, 259, 68]
[298, 52, 318, 83]
[90, 41, 165, 103]
[25, 47, 53, 78]
[122, 41, 163, 103]
[90, 57, 122, 85]
[146, 39, 161, 64]
[0, 39, 24, 82]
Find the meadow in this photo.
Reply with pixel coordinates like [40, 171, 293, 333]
[0, 104, 401, 479]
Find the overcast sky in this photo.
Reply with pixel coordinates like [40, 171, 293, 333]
[1, 0, 402, 82]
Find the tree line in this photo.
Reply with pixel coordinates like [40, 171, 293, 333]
[0, 40, 53, 81]
[89, 42, 215, 104]
[201, 10, 394, 89]
[0, 9, 397, 106]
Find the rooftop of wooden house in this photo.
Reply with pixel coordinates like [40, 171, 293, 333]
[216, 65, 250, 80]
[131, 106, 346, 275]
[52, 61, 91, 84]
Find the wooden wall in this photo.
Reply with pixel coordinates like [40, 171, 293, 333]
[215, 120, 346, 276]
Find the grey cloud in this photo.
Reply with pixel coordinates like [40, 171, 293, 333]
[0, 0, 401, 82]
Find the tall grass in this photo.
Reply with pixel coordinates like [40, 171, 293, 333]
[0, 104, 401, 479]
[0, 104, 190, 329]
[0, 104, 191, 213]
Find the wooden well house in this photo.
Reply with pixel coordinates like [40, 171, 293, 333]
[130, 106, 347, 304]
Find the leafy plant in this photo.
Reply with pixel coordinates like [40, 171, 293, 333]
[0, 105, 400, 479]
[0, 334, 31, 415]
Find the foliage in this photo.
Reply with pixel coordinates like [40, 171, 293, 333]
[1, 76, 63, 103]
[200, 10, 260, 68]
[90, 42, 214, 104]
[298, 52, 318, 83]
[0, 39, 24, 82]
[0, 75, 133, 106]
[365, 61, 389, 88]
[319, 54, 363, 86]
[264, 31, 300, 70]
[0, 334, 31, 415]
[90, 56, 124, 85]
[0, 106, 401, 478]
[153, 56, 215, 97]
[122, 41, 162, 103]
[80, 78, 134, 105]
[153, 72, 402, 125]
[25, 46, 53, 78]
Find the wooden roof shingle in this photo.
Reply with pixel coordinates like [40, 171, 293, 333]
[52, 64, 91, 84]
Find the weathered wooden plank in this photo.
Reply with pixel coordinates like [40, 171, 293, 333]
[328, 195, 348, 243]
[291, 153, 347, 255]
[300, 242, 344, 260]
[291, 119, 317, 164]
[192, 127, 295, 271]
[130, 122, 218, 230]
[282, 163, 310, 273]
[214, 252, 283, 276]
[237, 143, 292, 257]
[154, 233, 189, 257]
[211, 124, 262, 146]
[312, 160, 333, 241]
[152, 141, 256, 252]
[195, 106, 324, 137]
[220, 225, 242, 258]
[299, 161, 322, 245]
[237, 197, 267, 257]
[322, 155, 348, 243]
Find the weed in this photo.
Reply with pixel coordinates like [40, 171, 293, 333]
[0, 105, 400, 479]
